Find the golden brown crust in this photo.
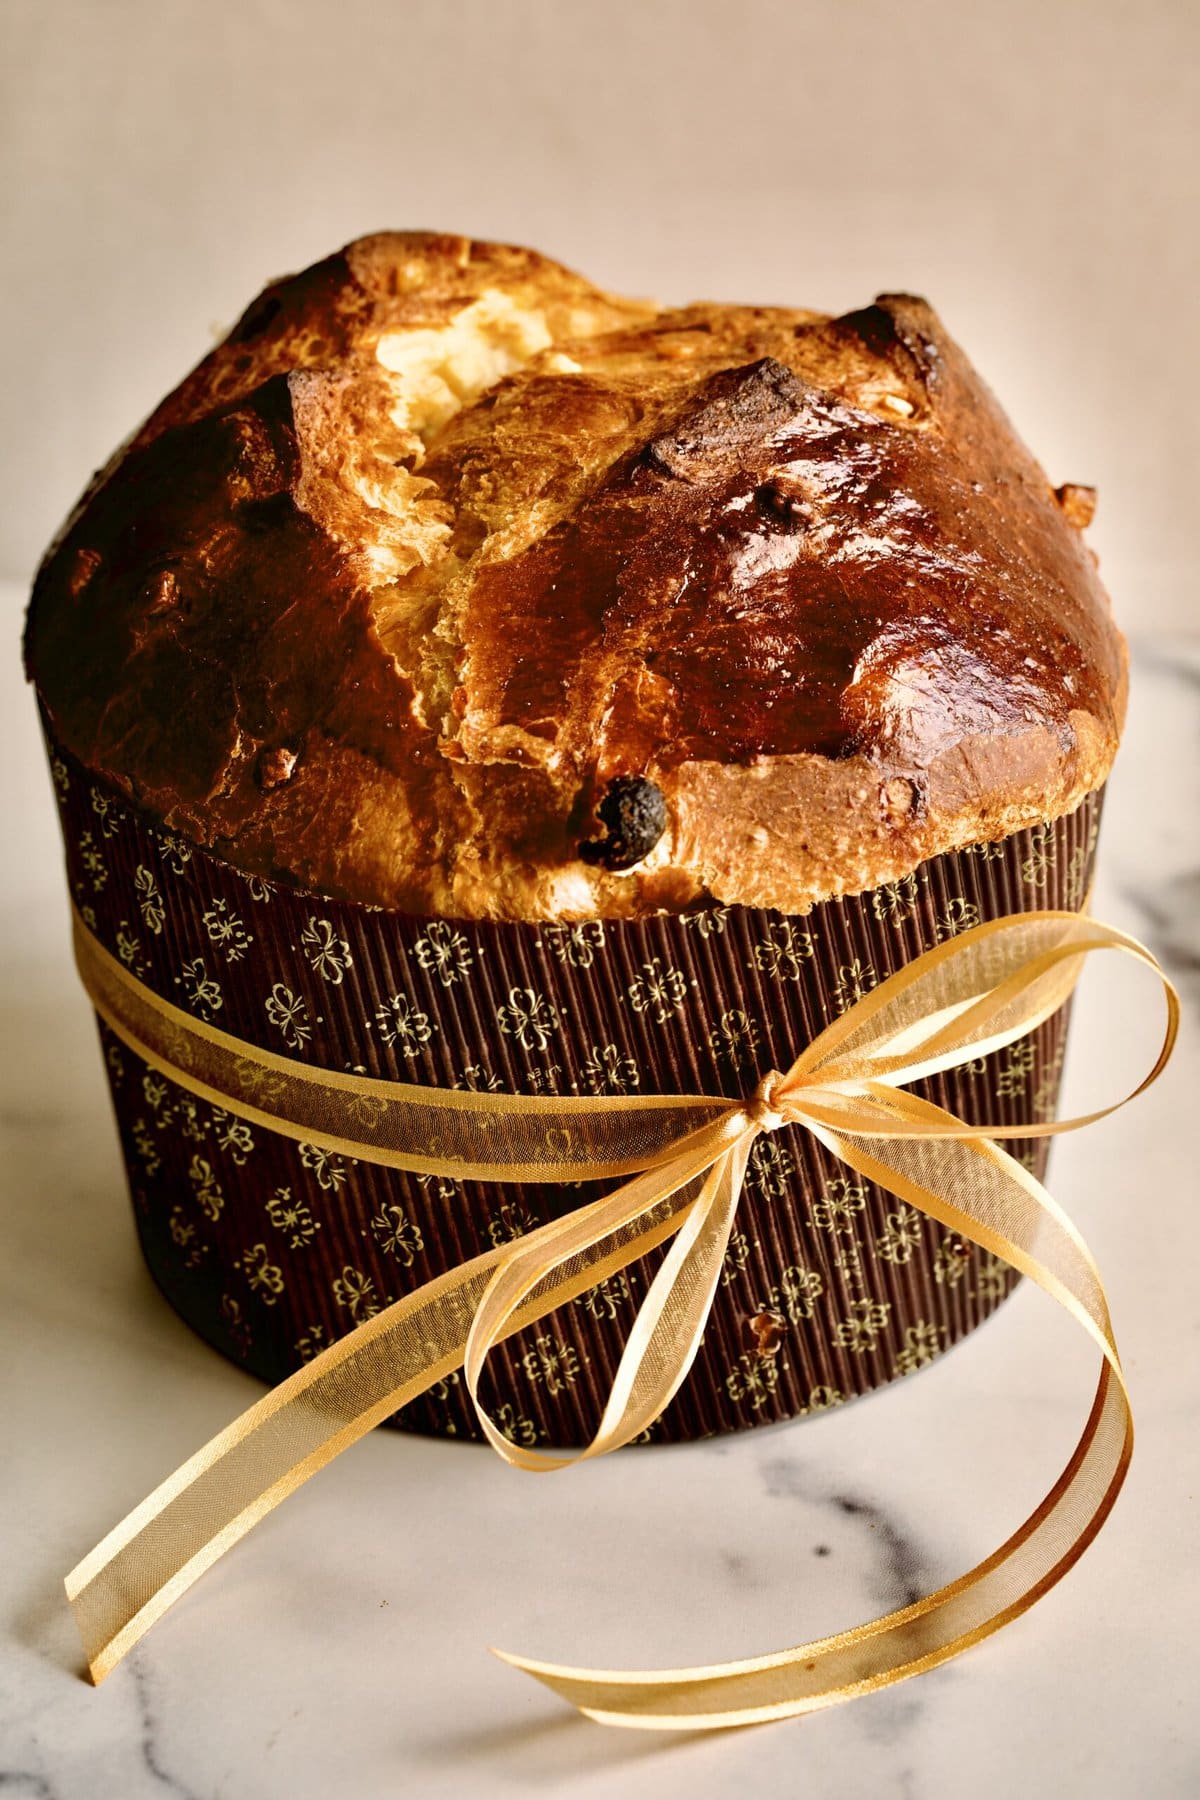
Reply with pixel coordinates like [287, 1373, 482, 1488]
[25, 232, 1125, 920]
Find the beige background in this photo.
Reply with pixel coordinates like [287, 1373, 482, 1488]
[3, 0, 1197, 626]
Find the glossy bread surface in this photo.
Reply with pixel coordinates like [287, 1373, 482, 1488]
[25, 233, 1124, 918]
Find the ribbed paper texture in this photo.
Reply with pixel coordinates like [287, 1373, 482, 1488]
[44, 726, 1102, 1448]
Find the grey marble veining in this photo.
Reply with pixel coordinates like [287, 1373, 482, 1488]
[2, 598, 1197, 1800]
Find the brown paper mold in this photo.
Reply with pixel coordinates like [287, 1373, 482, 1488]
[45, 727, 1102, 1449]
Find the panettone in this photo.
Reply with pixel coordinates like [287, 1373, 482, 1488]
[25, 233, 1125, 1447]
[38, 239, 1171, 1721]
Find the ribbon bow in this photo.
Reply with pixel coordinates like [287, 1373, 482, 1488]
[66, 908, 1176, 1728]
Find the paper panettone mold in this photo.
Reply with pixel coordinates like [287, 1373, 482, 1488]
[46, 726, 1102, 1449]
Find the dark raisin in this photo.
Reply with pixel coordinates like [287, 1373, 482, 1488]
[754, 479, 810, 530]
[578, 776, 667, 871]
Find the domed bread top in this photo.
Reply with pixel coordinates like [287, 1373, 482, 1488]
[25, 232, 1125, 920]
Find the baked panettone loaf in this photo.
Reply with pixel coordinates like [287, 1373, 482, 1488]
[29, 233, 1125, 1451]
[25, 231, 1124, 920]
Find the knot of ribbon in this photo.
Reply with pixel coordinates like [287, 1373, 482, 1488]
[746, 1069, 791, 1133]
[64, 906, 1177, 1731]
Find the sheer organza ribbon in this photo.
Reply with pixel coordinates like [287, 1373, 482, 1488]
[65, 907, 1176, 1728]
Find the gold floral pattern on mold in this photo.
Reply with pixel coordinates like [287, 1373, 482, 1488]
[298, 1142, 348, 1191]
[1033, 1042, 1066, 1120]
[894, 1321, 945, 1376]
[720, 1227, 756, 1287]
[496, 986, 560, 1052]
[708, 1008, 762, 1070]
[581, 1043, 639, 1094]
[540, 921, 605, 969]
[370, 1204, 425, 1267]
[90, 785, 125, 839]
[751, 920, 815, 981]
[455, 1063, 504, 1093]
[155, 830, 193, 875]
[872, 872, 920, 924]
[810, 1177, 868, 1235]
[373, 991, 434, 1058]
[996, 1039, 1037, 1098]
[799, 1385, 845, 1414]
[332, 1265, 378, 1321]
[77, 830, 108, 892]
[265, 982, 313, 1049]
[833, 1297, 892, 1354]
[1020, 823, 1058, 888]
[115, 922, 147, 979]
[300, 916, 354, 985]
[485, 1202, 537, 1247]
[187, 1154, 226, 1223]
[520, 1335, 582, 1396]
[974, 1254, 1011, 1303]
[173, 1097, 207, 1143]
[220, 1293, 252, 1356]
[573, 1274, 632, 1321]
[56, 745, 1101, 1446]
[414, 920, 474, 986]
[168, 1204, 206, 1268]
[492, 1403, 541, 1448]
[831, 959, 878, 1012]
[211, 1109, 255, 1165]
[626, 958, 687, 1026]
[295, 1323, 329, 1363]
[202, 900, 254, 964]
[764, 1262, 824, 1323]
[876, 1204, 924, 1265]
[725, 1352, 782, 1412]
[745, 1136, 795, 1200]
[416, 1167, 461, 1204]
[266, 1185, 321, 1250]
[134, 865, 165, 935]
[933, 1237, 972, 1287]
[680, 906, 729, 937]
[936, 897, 980, 940]
[239, 1243, 285, 1306]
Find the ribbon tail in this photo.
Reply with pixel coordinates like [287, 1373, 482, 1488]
[492, 1103, 1131, 1729]
[63, 1162, 714, 1684]
[493, 1361, 1130, 1728]
[588, 1135, 752, 1454]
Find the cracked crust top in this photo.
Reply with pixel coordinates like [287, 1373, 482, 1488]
[24, 231, 1125, 920]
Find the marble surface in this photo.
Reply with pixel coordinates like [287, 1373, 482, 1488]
[2, 584, 1197, 1798]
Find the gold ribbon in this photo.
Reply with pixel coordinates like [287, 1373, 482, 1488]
[66, 907, 1177, 1728]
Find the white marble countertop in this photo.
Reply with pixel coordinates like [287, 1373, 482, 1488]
[3, 585, 1197, 1799]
